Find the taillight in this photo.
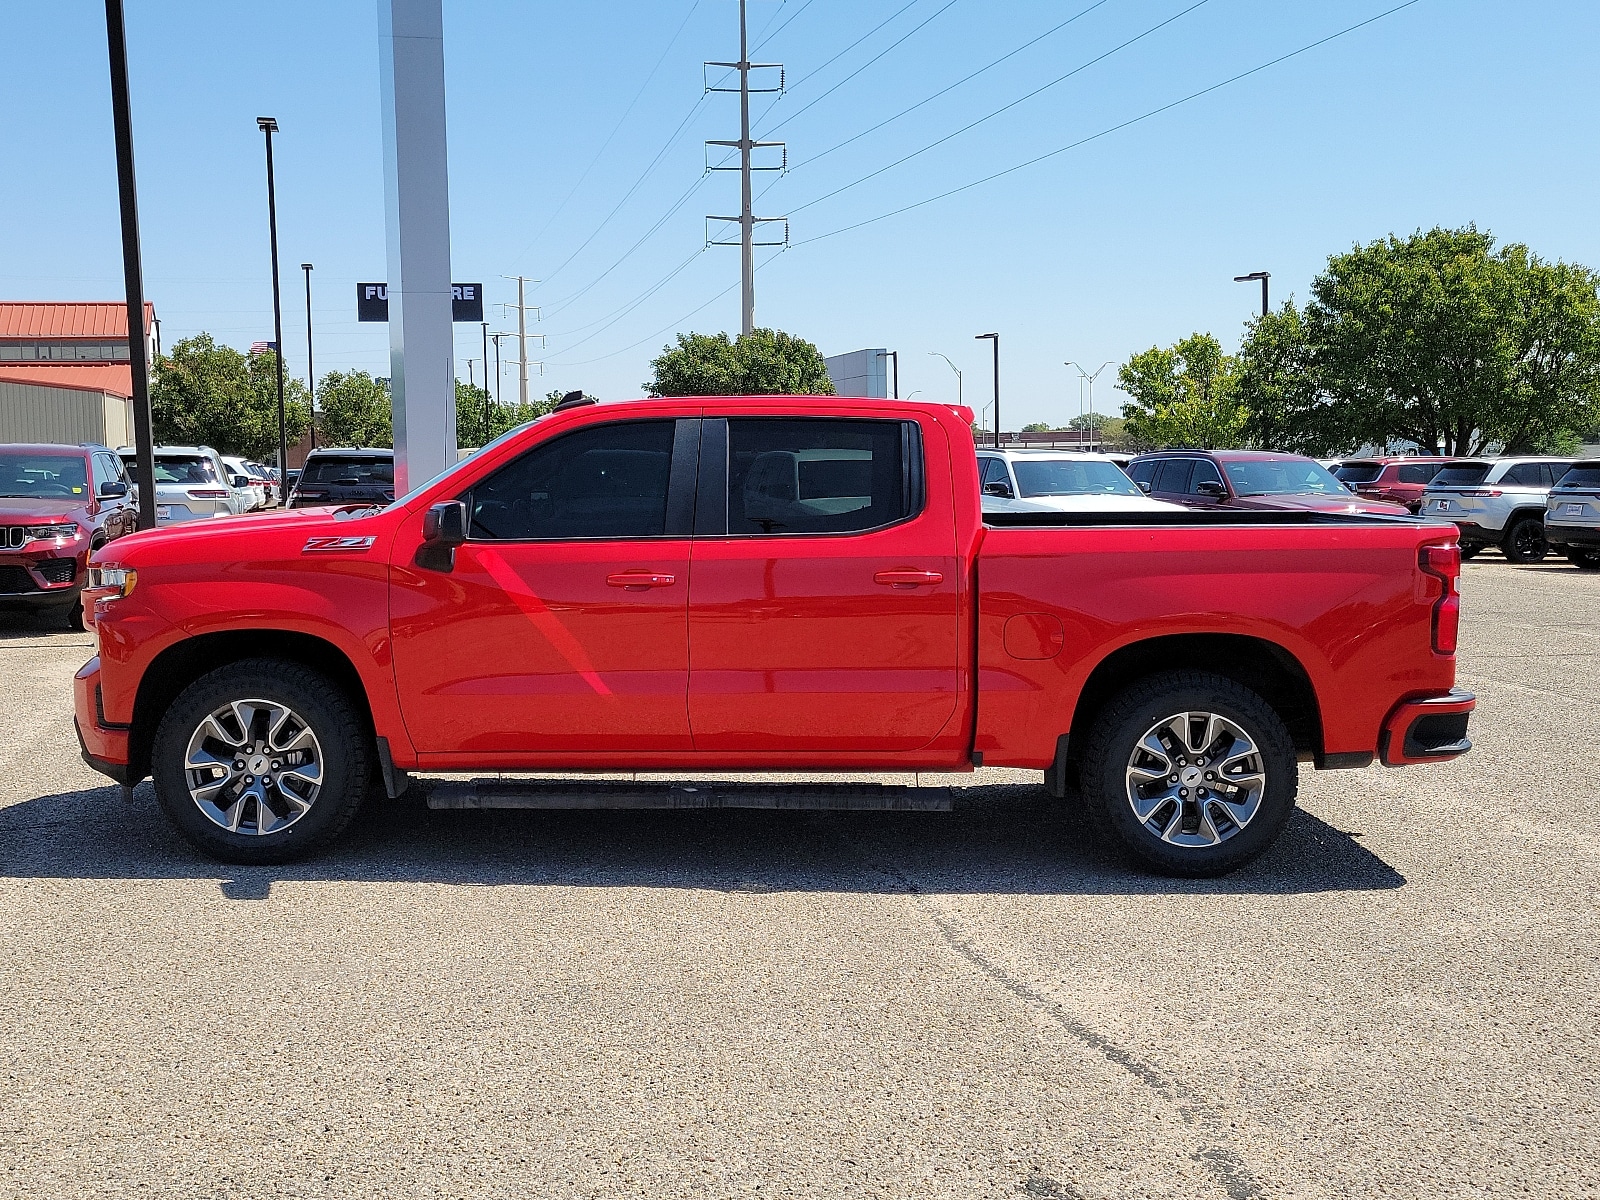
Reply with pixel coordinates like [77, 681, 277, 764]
[1463, 489, 1502, 497]
[187, 488, 231, 499]
[1419, 542, 1460, 655]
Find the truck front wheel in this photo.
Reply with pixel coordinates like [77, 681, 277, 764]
[1078, 671, 1298, 877]
[151, 659, 373, 864]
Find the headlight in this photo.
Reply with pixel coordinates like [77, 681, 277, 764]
[27, 524, 79, 540]
[84, 565, 138, 600]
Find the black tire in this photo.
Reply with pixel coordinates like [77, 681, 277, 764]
[1569, 548, 1600, 571]
[1501, 516, 1548, 564]
[151, 658, 372, 864]
[1458, 544, 1482, 561]
[66, 596, 86, 631]
[1079, 670, 1298, 877]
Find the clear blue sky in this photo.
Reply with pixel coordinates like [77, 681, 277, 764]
[2, 1, 1597, 428]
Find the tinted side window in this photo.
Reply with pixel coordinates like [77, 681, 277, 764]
[1128, 459, 1157, 486]
[90, 453, 118, 489]
[1188, 459, 1225, 493]
[728, 418, 909, 535]
[979, 456, 1011, 492]
[1153, 459, 1194, 494]
[1505, 463, 1545, 486]
[1397, 464, 1438, 485]
[469, 420, 675, 540]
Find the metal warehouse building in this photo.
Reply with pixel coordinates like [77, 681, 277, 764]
[0, 301, 154, 448]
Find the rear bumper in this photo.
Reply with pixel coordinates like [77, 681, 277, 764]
[1379, 689, 1475, 766]
[1449, 520, 1502, 546]
[74, 656, 133, 783]
[1545, 521, 1600, 549]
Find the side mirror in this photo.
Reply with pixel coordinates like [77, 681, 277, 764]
[416, 500, 468, 572]
[1137, 480, 1153, 494]
[1195, 480, 1227, 498]
[982, 481, 1014, 499]
[97, 481, 128, 499]
[231, 474, 251, 489]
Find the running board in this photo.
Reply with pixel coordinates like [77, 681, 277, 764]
[424, 779, 953, 812]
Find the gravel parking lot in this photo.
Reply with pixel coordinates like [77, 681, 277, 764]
[0, 560, 1595, 1199]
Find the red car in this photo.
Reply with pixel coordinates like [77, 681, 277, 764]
[0, 443, 138, 629]
[1129, 450, 1413, 517]
[76, 397, 1471, 877]
[1333, 456, 1449, 513]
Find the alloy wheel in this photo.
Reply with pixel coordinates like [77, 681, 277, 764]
[183, 698, 324, 835]
[1124, 711, 1266, 848]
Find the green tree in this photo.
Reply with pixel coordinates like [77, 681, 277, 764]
[1117, 333, 1246, 449]
[151, 334, 310, 459]
[1241, 226, 1600, 455]
[316, 370, 392, 448]
[646, 328, 835, 396]
[1021, 422, 1055, 433]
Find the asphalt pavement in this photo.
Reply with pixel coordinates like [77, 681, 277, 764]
[0, 558, 1595, 1199]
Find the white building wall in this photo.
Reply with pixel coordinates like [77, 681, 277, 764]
[824, 349, 889, 399]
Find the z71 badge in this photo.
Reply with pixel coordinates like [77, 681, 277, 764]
[302, 535, 377, 553]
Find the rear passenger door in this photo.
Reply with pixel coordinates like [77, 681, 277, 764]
[686, 415, 960, 753]
[1148, 459, 1195, 505]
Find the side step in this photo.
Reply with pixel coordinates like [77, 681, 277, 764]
[425, 778, 953, 812]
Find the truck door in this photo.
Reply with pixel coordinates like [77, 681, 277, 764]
[686, 415, 960, 752]
[390, 418, 697, 755]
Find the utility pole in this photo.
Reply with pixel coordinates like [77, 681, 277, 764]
[500, 275, 544, 409]
[481, 319, 490, 435]
[302, 263, 316, 449]
[104, 0, 156, 532]
[976, 333, 999, 448]
[706, 0, 786, 335]
[257, 117, 287, 481]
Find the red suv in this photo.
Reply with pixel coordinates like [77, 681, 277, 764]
[1129, 450, 1412, 516]
[0, 443, 138, 629]
[1332, 457, 1448, 513]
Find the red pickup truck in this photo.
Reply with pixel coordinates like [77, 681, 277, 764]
[75, 396, 1473, 876]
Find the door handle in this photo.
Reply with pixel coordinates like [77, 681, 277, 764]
[607, 571, 677, 589]
[874, 569, 944, 588]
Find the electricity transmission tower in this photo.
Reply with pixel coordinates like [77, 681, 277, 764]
[706, 0, 787, 335]
[499, 275, 545, 408]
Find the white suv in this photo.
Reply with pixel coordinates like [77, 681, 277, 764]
[118, 446, 253, 524]
[1546, 460, 1600, 570]
[1421, 457, 1576, 562]
[977, 449, 1184, 513]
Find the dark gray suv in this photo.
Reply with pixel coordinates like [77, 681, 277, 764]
[286, 449, 395, 509]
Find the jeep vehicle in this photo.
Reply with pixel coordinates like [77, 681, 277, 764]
[1420, 457, 1576, 561]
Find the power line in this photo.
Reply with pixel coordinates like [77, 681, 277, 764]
[512, 0, 704, 263]
[790, 0, 1426, 245]
[757, 0, 966, 138]
[784, 0, 1214, 219]
[546, 247, 709, 356]
[752, 0, 820, 52]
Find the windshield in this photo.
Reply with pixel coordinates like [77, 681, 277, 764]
[301, 457, 394, 486]
[1334, 463, 1383, 484]
[152, 456, 220, 485]
[1432, 463, 1492, 487]
[1223, 459, 1349, 497]
[0, 452, 89, 498]
[395, 418, 544, 506]
[1556, 465, 1600, 489]
[1011, 458, 1142, 497]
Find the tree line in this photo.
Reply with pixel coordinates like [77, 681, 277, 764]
[1117, 226, 1600, 455]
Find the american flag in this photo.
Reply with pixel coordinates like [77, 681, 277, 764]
[249, 340, 277, 356]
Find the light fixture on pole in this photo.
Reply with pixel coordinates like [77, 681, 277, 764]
[887, 350, 898, 399]
[1233, 271, 1270, 317]
[975, 333, 999, 448]
[301, 263, 316, 451]
[1065, 360, 1114, 447]
[929, 352, 963, 412]
[104, 0, 156, 531]
[257, 116, 287, 479]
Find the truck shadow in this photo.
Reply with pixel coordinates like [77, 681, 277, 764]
[0, 780, 1404, 899]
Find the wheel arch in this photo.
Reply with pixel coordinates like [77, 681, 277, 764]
[1064, 633, 1322, 773]
[128, 629, 374, 782]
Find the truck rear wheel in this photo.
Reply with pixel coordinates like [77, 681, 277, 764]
[151, 659, 372, 864]
[1078, 671, 1298, 877]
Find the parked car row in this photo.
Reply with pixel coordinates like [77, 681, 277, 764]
[116, 445, 281, 523]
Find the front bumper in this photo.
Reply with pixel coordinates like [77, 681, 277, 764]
[1379, 689, 1475, 766]
[1545, 521, 1600, 549]
[74, 656, 133, 783]
[0, 543, 88, 609]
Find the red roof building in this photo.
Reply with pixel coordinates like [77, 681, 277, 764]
[0, 301, 156, 447]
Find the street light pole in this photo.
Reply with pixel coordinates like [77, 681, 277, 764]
[1233, 270, 1270, 317]
[975, 333, 999, 448]
[888, 350, 898, 399]
[301, 263, 316, 450]
[257, 116, 287, 479]
[1065, 360, 1114, 447]
[928, 352, 962, 412]
[481, 319, 490, 435]
[104, 0, 156, 531]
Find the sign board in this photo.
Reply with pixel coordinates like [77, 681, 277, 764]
[357, 283, 483, 323]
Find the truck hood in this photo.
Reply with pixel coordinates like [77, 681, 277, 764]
[1230, 493, 1411, 517]
[0, 496, 90, 520]
[93, 504, 389, 563]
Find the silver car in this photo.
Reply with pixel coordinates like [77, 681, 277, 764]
[1545, 460, 1600, 570]
[118, 446, 251, 524]
[1420, 457, 1576, 562]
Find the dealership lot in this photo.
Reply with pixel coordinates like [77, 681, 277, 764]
[0, 562, 1594, 1199]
